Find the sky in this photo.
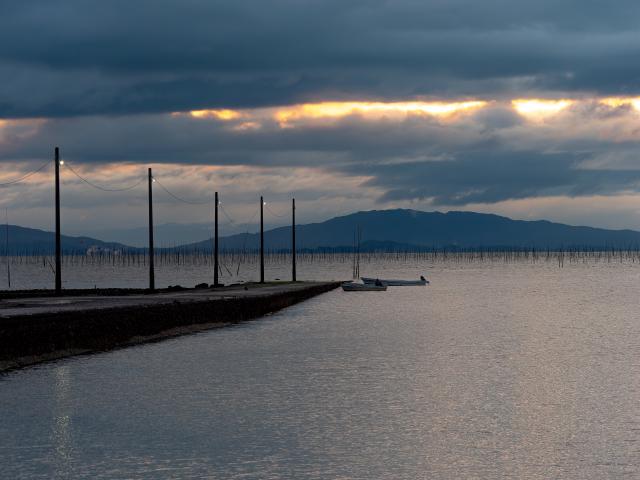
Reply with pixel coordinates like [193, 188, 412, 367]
[2, 0, 640, 239]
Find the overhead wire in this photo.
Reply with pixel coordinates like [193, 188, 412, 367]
[219, 204, 238, 226]
[220, 204, 260, 226]
[0, 156, 301, 281]
[264, 203, 288, 218]
[64, 162, 146, 192]
[0, 159, 52, 187]
[219, 205, 261, 276]
[152, 176, 212, 205]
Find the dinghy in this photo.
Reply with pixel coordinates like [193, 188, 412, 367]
[361, 276, 429, 286]
[342, 281, 387, 292]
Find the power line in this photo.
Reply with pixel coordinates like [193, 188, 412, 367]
[220, 204, 260, 226]
[219, 204, 238, 225]
[152, 176, 212, 205]
[64, 162, 146, 192]
[265, 203, 288, 218]
[0, 159, 51, 187]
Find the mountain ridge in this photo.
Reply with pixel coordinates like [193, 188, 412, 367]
[4, 209, 640, 254]
[186, 209, 640, 251]
[1, 225, 134, 254]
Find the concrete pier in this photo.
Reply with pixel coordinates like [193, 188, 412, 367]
[0, 282, 340, 372]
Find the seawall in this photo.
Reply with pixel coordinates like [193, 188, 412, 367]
[0, 282, 341, 372]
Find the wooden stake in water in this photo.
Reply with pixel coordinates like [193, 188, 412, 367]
[55, 147, 62, 293]
[148, 167, 155, 291]
[352, 230, 357, 279]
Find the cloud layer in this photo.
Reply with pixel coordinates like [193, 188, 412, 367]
[3, 2, 640, 233]
[3, 1, 640, 117]
[2, 100, 640, 225]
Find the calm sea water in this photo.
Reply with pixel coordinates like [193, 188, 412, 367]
[1, 260, 640, 478]
[0, 253, 345, 289]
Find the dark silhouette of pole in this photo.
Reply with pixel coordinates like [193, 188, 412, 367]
[148, 168, 155, 291]
[214, 191, 219, 287]
[292, 198, 296, 282]
[5, 208, 10, 289]
[54, 147, 62, 293]
[260, 196, 264, 283]
[356, 225, 361, 278]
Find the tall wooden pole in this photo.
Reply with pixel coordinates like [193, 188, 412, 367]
[292, 198, 296, 282]
[260, 196, 264, 283]
[214, 191, 219, 286]
[5, 208, 10, 289]
[357, 225, 361, 278]
[54, 147, 62, 293]
[148, 168, 155, 291]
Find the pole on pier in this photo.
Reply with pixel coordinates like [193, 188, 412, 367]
[54, 147, 62, 294]
[260, 196, 264, 283]
[292, 198, 296, 282]
[214, 191, 219, 287]
[5, 208, 10, 289]
[356, 225, 361, 278]
[148, 167, 155, 291]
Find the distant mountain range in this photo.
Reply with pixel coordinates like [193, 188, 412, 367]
[191, 209, 640, 251]
[5, 209, 640, 254]
[91, 223, 215, 248]
[1, 225, 133, 254]
[89, 221, 271, 247]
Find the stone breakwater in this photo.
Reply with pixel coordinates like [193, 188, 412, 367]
[0, 282, 341, 372]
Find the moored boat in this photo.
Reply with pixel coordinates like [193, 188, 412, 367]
[361, 276, 429, 286]
[342, 281, 387, 291]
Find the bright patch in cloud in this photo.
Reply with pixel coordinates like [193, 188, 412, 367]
[512, 99, 574, 119]
[177, 98, 640, 130]
[189, 109, 242, 120]
[274, 101, 487, 126]
[600, 97, 640, 110]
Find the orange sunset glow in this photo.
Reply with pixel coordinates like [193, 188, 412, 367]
[511, 99, 574, 118]
[183, 98, 640, 128]
[189, 109, 242, 120]
[273, 101, 488, 126]
[600, 97, 640, 110]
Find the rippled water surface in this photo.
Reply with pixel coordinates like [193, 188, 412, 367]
[1, 261, 640, 478]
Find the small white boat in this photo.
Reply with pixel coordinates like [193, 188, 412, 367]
[342, 281, 387, 292]
[361, 276, 429, 286]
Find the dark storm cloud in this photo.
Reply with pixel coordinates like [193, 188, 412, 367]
[364, 152, 640, 205]
[2, 0, 640, 117]
[0, 111, 490, 166]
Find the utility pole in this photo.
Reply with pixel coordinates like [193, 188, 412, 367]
[357, 225, 361, 278]
[260, 196, 264, 283]
[292, 198, 296, 282]
[214, 191, 219, 287]
[148, 168, 155, 291]
[5, 208, 10, 289]
[55, 147, 62, 294]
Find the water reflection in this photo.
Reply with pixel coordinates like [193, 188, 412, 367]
[51, 366, 73, 478]
[0, 262, 639, 478]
